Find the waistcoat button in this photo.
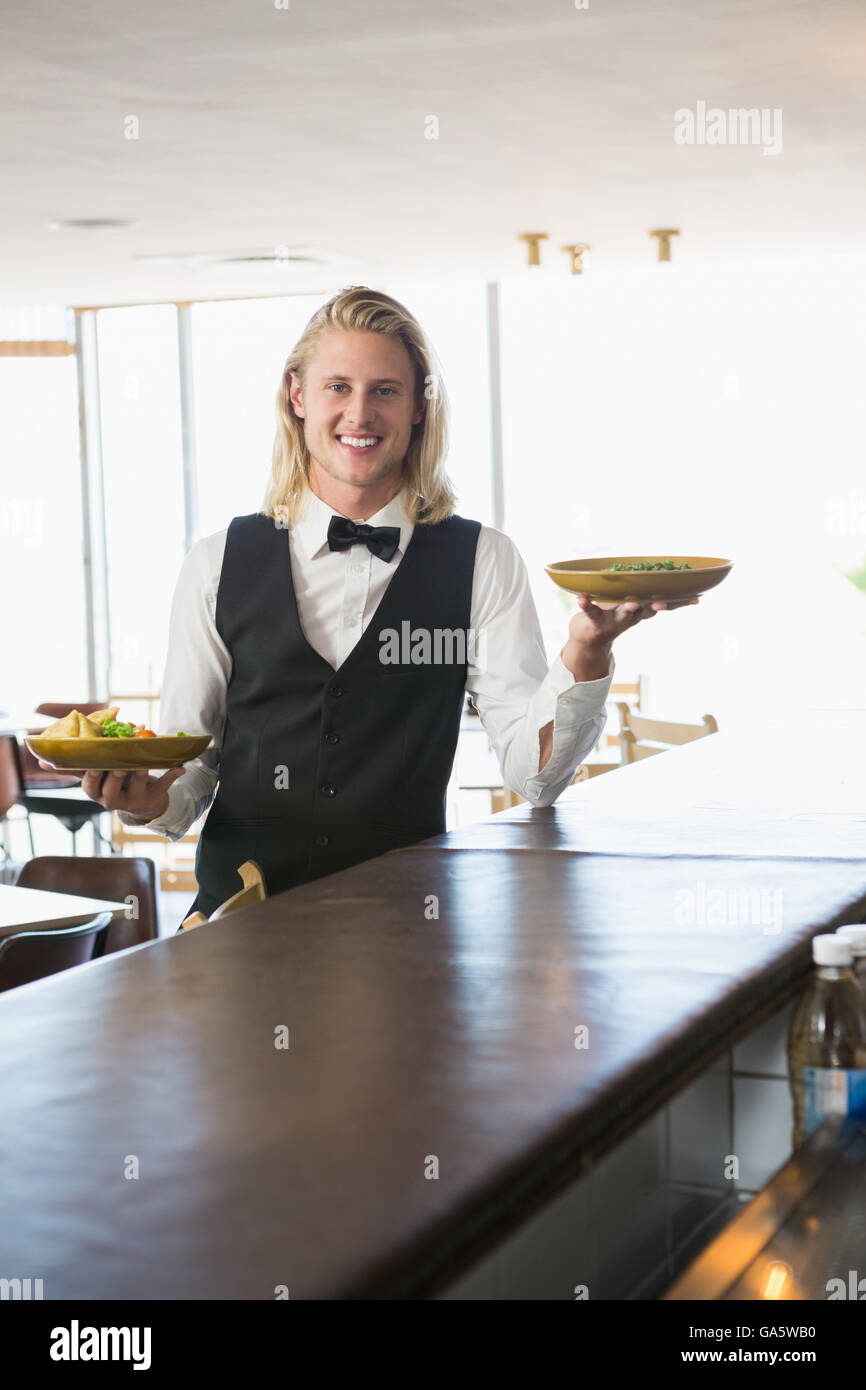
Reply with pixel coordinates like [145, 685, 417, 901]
[314, 835, 329, 847]
[320, 783, 337, 797]
[324, 732, 340, 744]
[329, 685, 344, 697]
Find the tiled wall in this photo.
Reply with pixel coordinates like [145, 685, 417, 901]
[731, 1000, 796, 1192]
[440, 999, 799, 1300]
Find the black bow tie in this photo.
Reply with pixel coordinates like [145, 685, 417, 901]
[327, 515, 401, 563]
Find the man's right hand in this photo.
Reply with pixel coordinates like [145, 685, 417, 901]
[37, 760, 186, 824]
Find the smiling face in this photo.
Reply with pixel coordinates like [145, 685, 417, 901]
[289, 327, 425, 517]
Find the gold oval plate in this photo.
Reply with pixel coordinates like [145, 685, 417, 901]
[25, 734, 211, 772]
[544, 555, 732, 602]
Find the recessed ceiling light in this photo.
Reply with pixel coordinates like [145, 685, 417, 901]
[49, 218, 132, 232]
[134, 245, 360, 272]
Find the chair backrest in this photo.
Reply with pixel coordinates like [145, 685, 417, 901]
[17, 738, 78, 789]
[616, 703, 718, 764]
[182, 861, 267, 929]
[604, 676, 647, 750]
[106, 684, 160, 735]
[35, 701, 108, 719]
[572, 762, 620, 782]
[16, 856, 159, 952]
[0, 911, 112, 992]
[210, 861, 267, 920]
[0, 734, 22, 818]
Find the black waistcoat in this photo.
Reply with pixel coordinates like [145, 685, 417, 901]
[193, 510, 481, 915]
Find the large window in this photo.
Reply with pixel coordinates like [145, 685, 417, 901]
[0, 353, 87, 714]
[385, 281, 494, 525]
[97, 305, 186, 697]
[500, 259, 866, 727]
[191, 294, 330, 540]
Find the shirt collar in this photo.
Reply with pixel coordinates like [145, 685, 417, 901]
[293, 486, 415, 561]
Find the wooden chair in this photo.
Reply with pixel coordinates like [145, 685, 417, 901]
[616, 703, 718, 764]
[180, 861, 267, 930]
[490, 787, 524, 813]
[111, 811, 203, 895]
[106, 683, 208, 893]
[490, 675, 648, 810]
[573, 763, 620, 782]
[605, 677, 646, 751]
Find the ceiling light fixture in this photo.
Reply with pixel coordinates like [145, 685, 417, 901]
[49, 218, 132, 233]
[562, 243, 590, 275]
[517, 232, 549, 268]
[134, 244, 360, 273]
[650, 228, 680, 262]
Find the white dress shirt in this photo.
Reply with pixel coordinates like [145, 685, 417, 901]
[122, 488, 614, 839]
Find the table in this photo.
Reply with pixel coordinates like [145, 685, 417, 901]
[0, 714, 865, 1299]
[0, 884, 128, 943]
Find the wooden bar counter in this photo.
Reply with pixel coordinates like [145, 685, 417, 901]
[1, 713, 865, 1299]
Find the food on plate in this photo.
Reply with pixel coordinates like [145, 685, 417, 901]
[606, 560, 693, 572]
[102, 718, 140, 738]
[38, 707, 190, 740]
[88, 705, 119, 726]
[26, 717, 209, 773]
[41, 709, 104, 739]
[544, 554, 732, 602]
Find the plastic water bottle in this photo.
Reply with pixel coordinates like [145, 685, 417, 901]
[787, 934, 866, 1148]
[836, 924, 866, 983]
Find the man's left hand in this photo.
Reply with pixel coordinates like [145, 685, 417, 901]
[560, 594, 700, 681]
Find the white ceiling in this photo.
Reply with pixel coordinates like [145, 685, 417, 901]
[2, 0, 864, 306]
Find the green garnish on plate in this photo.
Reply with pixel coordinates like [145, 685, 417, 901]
[608, 560, 693, 572]
[102, 719, 137, 738]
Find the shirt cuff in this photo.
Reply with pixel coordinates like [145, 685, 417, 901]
[116, 808, 174, 837]
[115, 785, 194, 842]
[534, 651, 616, 728]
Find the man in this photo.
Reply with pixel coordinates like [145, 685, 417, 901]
[81, 286, 696, 917]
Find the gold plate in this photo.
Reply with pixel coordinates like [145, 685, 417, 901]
[544, 555, 732, 602]
[25, 734, 211, 772]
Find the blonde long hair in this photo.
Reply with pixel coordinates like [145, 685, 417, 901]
[262, 286, 457, 526]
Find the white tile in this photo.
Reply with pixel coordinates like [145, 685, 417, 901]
[733, 1076, 794, 1189]
[441, 1167, 597, 1301]
[733, 1001, 795, 1078]
[488, 1112, 669, 1300]
[497, 1167, 598, 1300]
[593, 1110, 668, 1299]
[669, 1070, 731, 1189]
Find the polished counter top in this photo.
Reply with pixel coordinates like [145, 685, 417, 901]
[1, 714, 865, 1299]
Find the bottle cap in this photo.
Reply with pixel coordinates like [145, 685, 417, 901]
[837, 925, 866, 954]
[813, 934, 853, 965]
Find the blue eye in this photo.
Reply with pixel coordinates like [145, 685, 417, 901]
[328, 383, 347, 392]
